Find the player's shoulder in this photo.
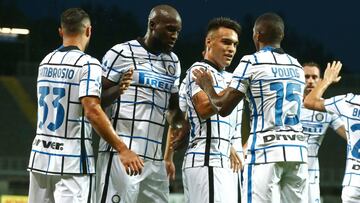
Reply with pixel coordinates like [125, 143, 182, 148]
[345, 93, 360, 104]
[108, 39, 136, 53]
[73, 53, 101, 68]
[168, 51, 179, 61]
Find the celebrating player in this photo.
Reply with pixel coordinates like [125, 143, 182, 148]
[96, 4, 185, 203]
[27, 8, 143, 203]
[192, 12, 308, 202]
[301, 62, 346, 203]
[304, 61, 360, 203]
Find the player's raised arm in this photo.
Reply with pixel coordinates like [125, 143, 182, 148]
[304, 61, 342, 111]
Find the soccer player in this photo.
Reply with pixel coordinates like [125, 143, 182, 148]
[301, 62, 346, 203]
[27, 8, 143, 203]
[96, 4, 185, 203]
[304, 61, 360, 203]
[177, 17, 242, 203]
[193, 13, 308, 202]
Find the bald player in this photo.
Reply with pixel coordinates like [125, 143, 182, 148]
[193, 13, 308, 202]
[96, 4, 185, 203]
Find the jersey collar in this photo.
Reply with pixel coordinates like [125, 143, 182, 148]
[261, 46, 285, 54]
[57, 45, 81, 52]
[201, 59, 223, 72]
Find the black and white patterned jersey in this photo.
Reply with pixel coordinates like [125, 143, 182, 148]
[325, 93, 360, 187]
[99, 39, 181, 161]
[28, 46, 102, 175]
[229, 46, 307, 164]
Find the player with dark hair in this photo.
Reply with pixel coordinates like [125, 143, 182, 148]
[166, 16, 243, 203]
[193, 12, 308, 202]
[27, 8, 143, 203]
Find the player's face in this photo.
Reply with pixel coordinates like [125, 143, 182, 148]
[206, 27, 238, 69]
[304, 65, 320, 95]
[153, 16, 182, 52]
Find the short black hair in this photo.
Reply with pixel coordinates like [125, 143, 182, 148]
[206, 17, 242, 37]
[61, 8, 90, 35]
[255, 12, 284, 44]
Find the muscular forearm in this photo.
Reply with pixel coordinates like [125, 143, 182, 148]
[101, 84, 121, 107]
[84, 101, 127, 153]
[164, 127, 174, 161]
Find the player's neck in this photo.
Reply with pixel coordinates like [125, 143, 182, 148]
[62, 37, 84, 51]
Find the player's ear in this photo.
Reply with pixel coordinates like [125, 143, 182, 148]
[85, 25, 91, 38]
[205, 36, 212, 51]
[58, 27, 63, 38]
[149, 20, 156, 31]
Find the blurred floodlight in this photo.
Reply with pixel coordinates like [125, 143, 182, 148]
[0, 27, 30, 35]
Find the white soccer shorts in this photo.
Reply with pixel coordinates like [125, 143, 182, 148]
[28, 171, 94, 203]
[183, 166, 238, 203]
[242, 162, 308, 203]
[96, 152, 169, 203]
[341, 186, 360, 203]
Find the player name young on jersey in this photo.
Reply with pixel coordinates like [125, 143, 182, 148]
[229, 47, 307, 164]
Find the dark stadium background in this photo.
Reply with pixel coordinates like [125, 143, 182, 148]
[0, 0, 359, 202]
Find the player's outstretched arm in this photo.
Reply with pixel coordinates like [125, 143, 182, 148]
[101, 68, 134, 107]
[81, 96, 144, 175]
[304, 61, 342, 112]
[192, 68, 244, 116]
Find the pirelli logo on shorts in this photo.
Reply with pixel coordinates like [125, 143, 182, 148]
[33, 138, 64, 150]
[263, 133, 306, 143]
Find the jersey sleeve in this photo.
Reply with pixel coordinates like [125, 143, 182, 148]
[79, 58, 102, 98]
[324, 94, 347, 115]
[102, 44, 130, 83]
[170, 55, 181, 93]
[329, 113, 345, 130]
[229, 56, 252, 93]
[188, 66, 212, 98]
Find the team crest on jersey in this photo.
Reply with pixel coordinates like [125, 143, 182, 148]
[315, 113, 324, 122]
[111, 195, 121, 203]
[167, 64, 176, 75]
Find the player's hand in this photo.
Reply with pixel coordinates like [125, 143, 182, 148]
[118, 149, 144, 176]
[171, 121, 190, 150]
[229, 146, 242, 173]
[165, 159, 176, 181]
[192, 67, 214, 93]
[119, 67, 134, 94]
[323, 61, 342, 85]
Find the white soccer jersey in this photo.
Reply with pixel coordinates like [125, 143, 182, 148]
[229, 46, 307, 164]
[99, 39, 181, 161]
[324, 93, 360, 187]
[28, 46, 102, 175]
[182, 60, 241, 168]
[301, 107, 343, 182]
